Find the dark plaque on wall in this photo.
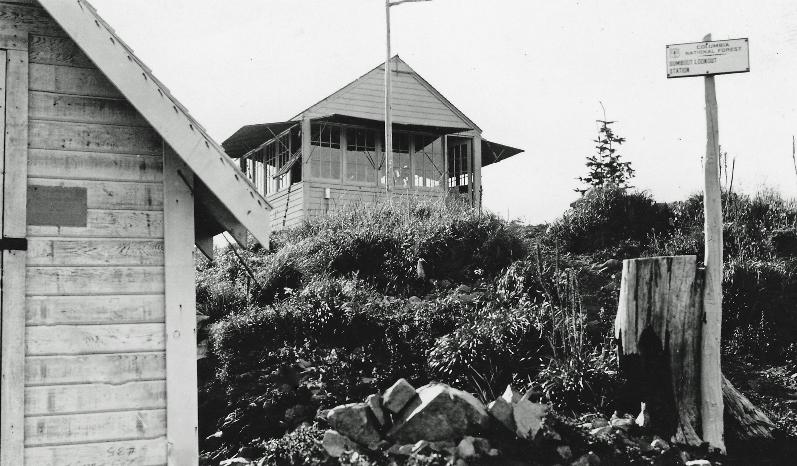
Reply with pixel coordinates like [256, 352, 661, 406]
[27, 185, 88, 227]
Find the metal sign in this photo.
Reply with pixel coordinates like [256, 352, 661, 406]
[666, 38, 749, 78]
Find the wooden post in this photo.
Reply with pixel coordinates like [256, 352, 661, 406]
[384, 0, 393, 196]
[701, 32, 726, 453]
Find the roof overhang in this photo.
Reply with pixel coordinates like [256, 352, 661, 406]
[223, 114, 472, 160]
[481, 139, 524, 167]
[39, 0, 272, 252]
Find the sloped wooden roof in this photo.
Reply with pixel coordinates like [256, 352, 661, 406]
[293, 56, 481, 131]
[37, 0, 271, 247]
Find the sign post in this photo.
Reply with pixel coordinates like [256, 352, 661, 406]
[666, 34, 750, 453]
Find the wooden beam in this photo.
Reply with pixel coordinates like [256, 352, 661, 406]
[473, 133, 482, 211]
[37, 0, 271, 248]
[701, 33, 725, 454]
[1, 47, 29, 466]
[163, 144, 199, 465]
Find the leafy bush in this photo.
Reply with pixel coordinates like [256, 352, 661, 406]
[723, 258, 797, 362]
[546, 187, 671, 257]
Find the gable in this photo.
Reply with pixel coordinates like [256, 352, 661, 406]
[37, 0, 271, 248]
[299, 57, 477, 130]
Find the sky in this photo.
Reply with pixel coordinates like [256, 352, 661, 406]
[88, 0, 797, 224]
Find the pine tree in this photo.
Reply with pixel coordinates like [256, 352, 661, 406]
[577, 119, 635, 194]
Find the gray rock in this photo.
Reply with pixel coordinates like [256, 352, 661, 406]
[590, 417, 609, 428]
[326, 403, 381, 447]
[387, 383, 489, 443]
[589, 425, 613, 437]
[322, 430, 356, 458]
[501, 384, 521, 404]
[635, 402, 651, 428]
[487, 396, 515, 432]
[685, 461, 711, 466]
[514, 396, 548, 439]
[383, 378, 417, 414]
[557, 445, 573, 460]
[650, 436, 670, 450]
[571, 451, 601, 466]
[456, 437, 476, 458]
[366, 394, 387, 426]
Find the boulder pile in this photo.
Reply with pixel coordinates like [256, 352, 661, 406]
[319, 379, 721, 465]
[321, 378, 573, 463]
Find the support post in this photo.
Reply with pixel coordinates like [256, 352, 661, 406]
[701, 32, 725, 453]
[473, 133, 483, 210]
[384, 1, 393, 196]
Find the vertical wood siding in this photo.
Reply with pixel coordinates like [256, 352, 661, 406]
[0, 2, 169, 463]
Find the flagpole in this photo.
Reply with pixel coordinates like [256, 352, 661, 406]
[385, 0, 392, 195]
[384, 0, 432, 197]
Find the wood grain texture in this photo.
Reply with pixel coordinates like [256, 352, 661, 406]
[0, 2, 65, 37]
[163, 144, 200, 464]
[702, 67, 726, 452]
[30, 91, 149, 127]
[27, 238, 164, 266]
[615, 255, 704, 446]
[25, 437, 167, 466]
[26, 266, 165, 295]
[26, 380, 166, 416]
[27, 294, 165, 326]
[30, 62, 123, 98]
[29, 33, 94, 68]
[27, 209, 164, 238]
[28, 178, 163, 211]
[26, 323, 166, 356]
[30, 119, 162, 155]
[28, 149, 163, 182]
[24, 409, 167, 447]
[1, 47, 29, 466]
[1, 251, 27, 464]
[26, 352, 166, 386]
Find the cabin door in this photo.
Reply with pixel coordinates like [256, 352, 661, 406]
[0, 48, 29, 464]
[447, 136, 473, 201]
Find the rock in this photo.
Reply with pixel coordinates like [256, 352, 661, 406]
[471, 437, 491, 454]
[322, 430, 356, 458]
[610, 412, 634, 432]
[366, 394, 387, 426]
[409, 296, 422, 304]
[411, 440, 430, 454]
[590, 417, 609, 428]
[220, 459, 251, 466]
[571, 451, 601, 466]
[387, 383, 489, 443]
[685, 461, 711, 466]
[513, 394, 548, 439]
[429, 440, 457, 454]
[501, 384, 522, 404]
[326, 403, 381, 447]
[590, 426, 613, 437]
[456, 437, 477, 458]
[383, 378, 417, 414]
[650, 436, 669, 450]
[635, 402, 651, 428]
[557, 445, 573, 460]
[487, 396, 515, 432]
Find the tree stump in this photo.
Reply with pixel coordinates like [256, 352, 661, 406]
[615, 255, 704, 445]
[615, 255, 776, 446]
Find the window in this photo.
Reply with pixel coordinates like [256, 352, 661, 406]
[310, 124, 341, 180]
[263, 143, 278, 194]
[276, 133, 291, 190]
[448, 139, 470, 189]
[392, 132, 411, 188]
[345, 128, 377, 183]
[413, 135, 444, 188]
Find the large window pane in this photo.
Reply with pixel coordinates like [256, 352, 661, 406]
[310, 123, 342, 181]
[413, 135, 443, 188]
[346, 128, 377, 183]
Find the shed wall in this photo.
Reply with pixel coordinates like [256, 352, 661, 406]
[266, 181, 304, 231]
[0, 3, 169, 463]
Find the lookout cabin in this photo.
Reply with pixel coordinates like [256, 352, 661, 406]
[0, 1, 270, 465]
[223, 56, 523, 231]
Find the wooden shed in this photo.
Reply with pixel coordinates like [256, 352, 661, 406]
[223, 56, 524, 231]
[0, 1, 271, 464]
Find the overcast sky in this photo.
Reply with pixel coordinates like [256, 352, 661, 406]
[88, 0, 797, 224]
